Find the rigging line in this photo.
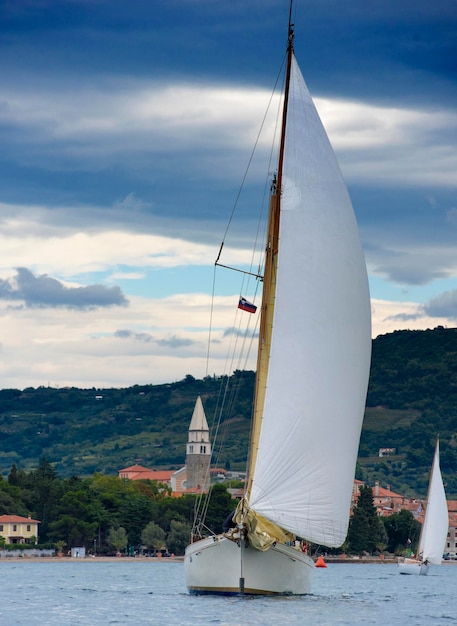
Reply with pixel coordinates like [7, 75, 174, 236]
[216, 52, 288, 256]
[195, 301, 259, 532]
[195, 292, 249, 531]
[212, 319, 258, 468]
[195, 55, 287, 535]
[248, 62, 286, 284]
[210, 325, 259, 495]
[205, 263, 218, 378]
[215, 263, 263, 280]
[200, 367, 253, 526]
[198, 286, 232, 531]
[212, 317, 259, 457]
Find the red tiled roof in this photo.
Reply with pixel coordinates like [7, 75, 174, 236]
[373, 485, 405, 499]
[119, 465, 180, 482]
[140, 470, 174, 481]
[119, 464, 151, 473]
[0, 515, 40, 524]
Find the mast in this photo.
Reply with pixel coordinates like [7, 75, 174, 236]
[245, 14, 295, 498]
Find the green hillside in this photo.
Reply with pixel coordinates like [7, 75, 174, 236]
[1, 327, 457, 498]
[0, 371, 255, 479]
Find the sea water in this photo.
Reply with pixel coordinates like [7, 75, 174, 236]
[0, 560, 455, 625]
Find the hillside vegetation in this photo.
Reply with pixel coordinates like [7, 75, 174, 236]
[1, 327, 457, 498]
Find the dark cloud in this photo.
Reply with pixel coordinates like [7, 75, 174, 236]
[157, 336, 194, 349]
[114, 330, 193, 348]
[115, 330, 153, 342]
[387, 312, 423, 323]
[424, 290, 457, 319]
[223, 327, 258, 338]
[297, 0, 457, 106]
[2, 1, 455, 107]
[0, 268, 128, 309]
[0, 0, 455, 305]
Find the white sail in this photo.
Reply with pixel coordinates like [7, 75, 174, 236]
[248, 56, 372, 547]
[419, 440, 448, 565]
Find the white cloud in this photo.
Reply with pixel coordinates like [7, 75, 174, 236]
[315, 99, 457, 186]
[0, 291, 453, 389]
[0, 210, 256, 276]
[0, 292, 259, 389]
[371, 298, 450, 338]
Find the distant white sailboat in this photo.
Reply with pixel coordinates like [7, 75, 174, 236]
[184, 2, 371, 595]
[398, 439, 448, 575]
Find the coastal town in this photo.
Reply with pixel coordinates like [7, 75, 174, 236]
[1, 396, 456, 562]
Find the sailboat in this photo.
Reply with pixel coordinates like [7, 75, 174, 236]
[398, 439, 448, 575]
[184, 5, 372, 595]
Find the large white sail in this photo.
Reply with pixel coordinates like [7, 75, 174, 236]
[248, 56, 371, 547]
[419, 440, 448, 565]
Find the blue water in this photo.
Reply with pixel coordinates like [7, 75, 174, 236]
[0, 560, 455, 625]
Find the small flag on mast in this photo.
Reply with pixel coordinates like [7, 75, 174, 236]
[238, 297, 257, 314]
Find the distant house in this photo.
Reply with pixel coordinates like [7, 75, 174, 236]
[352, 479, 364, 501]
[0, 515, 40, 545]
[352, 480, 417, 517]
[371, 481, 410, 516]
[446, 500, 457, 559]
[378, 447, 396, 457]
[118, 464, 174, 484]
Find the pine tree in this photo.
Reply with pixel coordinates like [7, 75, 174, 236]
[347, 486, 381, 554]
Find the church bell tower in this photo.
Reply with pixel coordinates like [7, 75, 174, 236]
[186, 396, 211, 492]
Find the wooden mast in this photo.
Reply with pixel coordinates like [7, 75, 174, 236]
[245, 12, 295, 498]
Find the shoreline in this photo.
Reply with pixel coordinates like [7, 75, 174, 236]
[0, 555, 185, 563]
[1, 555, 455, 565]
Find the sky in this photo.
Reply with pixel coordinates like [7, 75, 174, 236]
[0, 0, 456, 390]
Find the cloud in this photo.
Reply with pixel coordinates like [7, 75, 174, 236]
[318, 100, 457, 187]
[371, 298, 451, 338]
[423, 290, 457, 319]
[0, 204, 259, 280]
[115, 329, 153, 343]
[1, 76, 456, 189]
[366, 235, 457, 287]
[157, 335, 195, 349]
[0, 267, 128, 309]
[223, 326, 258, 339]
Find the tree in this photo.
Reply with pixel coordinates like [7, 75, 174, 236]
[0, 479, 29, 516]
[347, 486, 381, 554]
[25, 456, 64, 542]
[119, 493, 153, 545]
[8, 464, 19, 486]
[107, 526, 128, 552]
[141, 522, 166, 550]
[204, 484, 235, 533]
[166, 520, 191, 555]
[47, 481, 98, 547]
[383, 509, 421, 554]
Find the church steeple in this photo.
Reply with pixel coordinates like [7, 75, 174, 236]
[186, 396, 211, 491]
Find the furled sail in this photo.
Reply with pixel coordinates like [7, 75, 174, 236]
[248, 55, 372, 547]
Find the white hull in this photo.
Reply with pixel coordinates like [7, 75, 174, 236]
[185, 535, 314, 595]
[397, 557, 430, 576]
